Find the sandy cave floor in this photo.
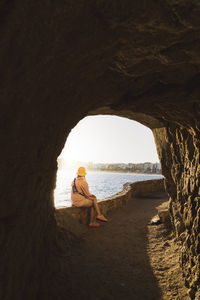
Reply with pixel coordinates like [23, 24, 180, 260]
[46, 193, 189, 300]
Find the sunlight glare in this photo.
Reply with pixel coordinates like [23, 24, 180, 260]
[58, 115, 159, 164]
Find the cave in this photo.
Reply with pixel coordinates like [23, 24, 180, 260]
[1, 1, 200, 299]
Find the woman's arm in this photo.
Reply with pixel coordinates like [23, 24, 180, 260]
[80, 180, 96, 199]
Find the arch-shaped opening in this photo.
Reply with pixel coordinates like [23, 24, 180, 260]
[2, 1, 200, 298]
[52, 113, 172, 300]
[54, 114, 163, 208]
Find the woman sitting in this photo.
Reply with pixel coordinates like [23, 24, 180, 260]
[71, 167, 108, 227]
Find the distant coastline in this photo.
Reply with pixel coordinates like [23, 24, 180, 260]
[57, 159, 162, 175]
[86, 169, 162, 176]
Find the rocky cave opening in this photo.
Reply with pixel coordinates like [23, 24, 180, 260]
[54, 114, 161, 208]
[1, 1, 200, 299]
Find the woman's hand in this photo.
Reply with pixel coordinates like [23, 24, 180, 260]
[90, 194, 96, 199]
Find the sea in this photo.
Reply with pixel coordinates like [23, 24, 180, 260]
[54, 169, 163, 207]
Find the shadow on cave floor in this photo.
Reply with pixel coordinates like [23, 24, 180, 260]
[41, 193, 171, 300]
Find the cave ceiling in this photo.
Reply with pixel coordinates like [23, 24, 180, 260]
[0, 1, 200, 130]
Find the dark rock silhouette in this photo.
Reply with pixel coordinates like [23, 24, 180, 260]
[1, 1, 200, 299]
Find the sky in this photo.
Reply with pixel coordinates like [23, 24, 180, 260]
[59, 115, 159, 164]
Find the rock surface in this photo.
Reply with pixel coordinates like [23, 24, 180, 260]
[156, 201, 171, 226]
[0, 1, 200, 299]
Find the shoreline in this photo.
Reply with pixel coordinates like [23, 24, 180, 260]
[57, 167, 162, 177]
[87, 169, 163, 176]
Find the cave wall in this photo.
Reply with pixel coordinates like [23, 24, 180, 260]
[0, 1, 200, 299]
[154, 125, 200, 299]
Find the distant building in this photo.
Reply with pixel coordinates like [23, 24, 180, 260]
[57, 160, 161, 174]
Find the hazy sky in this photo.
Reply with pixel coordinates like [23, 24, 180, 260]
[59, 115, 159, 164]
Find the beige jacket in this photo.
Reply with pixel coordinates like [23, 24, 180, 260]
[71, 176, 94, 206]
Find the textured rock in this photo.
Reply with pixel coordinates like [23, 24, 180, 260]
[0, 1, 200, 299]
[156, 201, 171, 226]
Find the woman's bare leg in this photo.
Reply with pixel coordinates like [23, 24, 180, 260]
[91, 197, 101, 216]
[81, 199, 97, 225]
[90, 196, 108, 222]
[86, 197, 107, 224]
[90, 206, 96, 223]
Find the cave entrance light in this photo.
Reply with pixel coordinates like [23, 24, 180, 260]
[54, 115, 161, 207]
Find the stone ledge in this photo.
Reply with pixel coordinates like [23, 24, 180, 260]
[55, 178, 165, 226]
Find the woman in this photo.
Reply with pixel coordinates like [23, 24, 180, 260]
[71, 167, 108, 227]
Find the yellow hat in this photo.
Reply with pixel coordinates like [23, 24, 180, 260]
[77, 167, 87, 176]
